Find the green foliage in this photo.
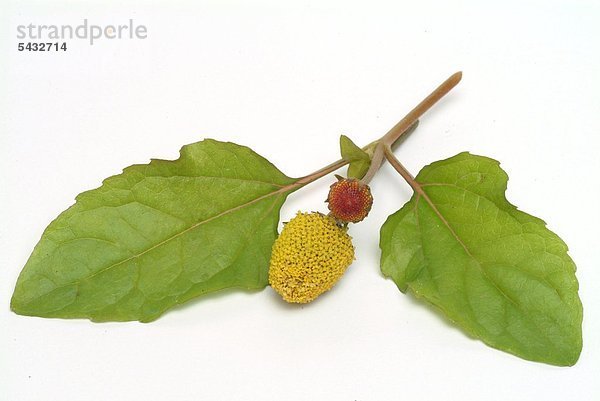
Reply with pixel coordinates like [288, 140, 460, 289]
[11, 139, 296, 322]
[339, 135, 371, 179]
[379, 152, 582, 366]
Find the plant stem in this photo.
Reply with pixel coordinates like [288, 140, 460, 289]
[361, 120, 417, 184]
[362, 71, 462, 184]
[296, 71, 462, 188]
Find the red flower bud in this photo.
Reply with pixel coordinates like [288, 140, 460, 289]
[326, 178, 373, 223]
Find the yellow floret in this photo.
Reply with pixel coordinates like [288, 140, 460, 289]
[269, 212, 355, 303]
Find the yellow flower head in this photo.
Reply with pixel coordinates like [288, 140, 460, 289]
[269, 212, 355, 303]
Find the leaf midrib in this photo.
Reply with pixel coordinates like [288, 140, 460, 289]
[414, 184, 520, 306]
[134, 194, 282, 320]
[413, 182, 568, 350]
[29, 178, 302, 302]
[132, 174, 288, 188]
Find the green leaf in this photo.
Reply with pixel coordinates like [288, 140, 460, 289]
[11, 139, 296, 322]
[380, 152, 582, 366]
[340, 135, 371, 179]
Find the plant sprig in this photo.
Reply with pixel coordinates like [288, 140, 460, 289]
[11, 72, 582, 367]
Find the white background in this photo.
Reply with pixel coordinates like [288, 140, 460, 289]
[2, 1, 599, 400]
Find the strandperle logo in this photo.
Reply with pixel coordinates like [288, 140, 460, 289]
[16, 19, 148, 45]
